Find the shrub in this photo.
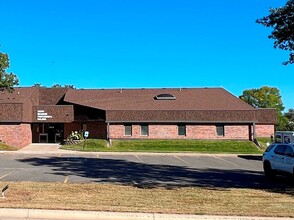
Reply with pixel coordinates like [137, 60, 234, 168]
[68, 131, 84, 140]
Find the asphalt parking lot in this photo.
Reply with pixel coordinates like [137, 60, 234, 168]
[0, 152, 292, 189]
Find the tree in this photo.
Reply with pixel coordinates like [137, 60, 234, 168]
[284, 108, 294, 130]
[52, 84, 62, 88]
[0, 51, 19, 92]
[239, 86, 284, 111]
[239, 86, 287, 130]
[52, 84, 75, 89]
[64, 84, 75, 89]
[32, 83, 43, 87]
[256, 0, 294, 65]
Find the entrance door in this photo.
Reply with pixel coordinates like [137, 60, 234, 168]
[32, 123, 64, 143]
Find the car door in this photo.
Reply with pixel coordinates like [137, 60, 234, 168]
[283, 145, 294, 174]
[272, 144, 287, 171]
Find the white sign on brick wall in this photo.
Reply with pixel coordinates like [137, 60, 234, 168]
[37, 110, 53, 121]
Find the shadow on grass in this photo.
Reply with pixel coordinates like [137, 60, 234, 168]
[17, 157, 293, 195]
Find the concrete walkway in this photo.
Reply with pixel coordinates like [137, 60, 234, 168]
[16, 143, 77, 154]
[0, 208, 292, 220]
[18, 144, 61, 152]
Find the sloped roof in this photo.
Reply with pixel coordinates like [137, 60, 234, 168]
[64, 88, 255, 111]
[0, 87, 37, 104]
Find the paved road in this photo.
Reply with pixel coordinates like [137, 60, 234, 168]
[0, 151, 292, 189]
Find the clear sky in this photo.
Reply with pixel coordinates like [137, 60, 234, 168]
[1, 0, 293, 111]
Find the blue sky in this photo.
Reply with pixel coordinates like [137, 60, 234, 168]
[1, 0, 293, 111]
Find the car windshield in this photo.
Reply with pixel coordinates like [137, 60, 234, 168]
[265, 144, 275, 152]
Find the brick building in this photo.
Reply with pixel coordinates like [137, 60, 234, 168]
[0, 87, 276, 148]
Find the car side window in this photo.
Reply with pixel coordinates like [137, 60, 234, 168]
[265, 144, 275, 152]
[284, 146, 294, 157]
[274, 145, 287, 155]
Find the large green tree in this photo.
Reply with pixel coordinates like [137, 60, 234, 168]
[0, 51, 19, 92]
[257, 0, 294, 65]
[239, 86, 288, 130]
[284, 108, 294, 130]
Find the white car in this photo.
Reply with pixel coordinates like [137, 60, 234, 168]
[262, 143, 294, 178]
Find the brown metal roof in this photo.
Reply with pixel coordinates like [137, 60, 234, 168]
[64, 88, 255, 111]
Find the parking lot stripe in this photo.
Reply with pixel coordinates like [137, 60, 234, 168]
[0, 170, 16, 180]
[174, 156, 190, 165]
[213, 155, 238, 166]
[96, 155, 99, 159]
[64, 176, 69, 183]
[135, 155, 143, 162]
[58, 154, 62, 158]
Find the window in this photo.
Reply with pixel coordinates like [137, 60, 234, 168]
[124, 124, 132, 136]
[178, 125, 186, 136]
[265, 144, 275, 152]
[216, 125, 224, 136]
[284, 146, 294, 157]
[275, 135, 282, 143]
[274, 145, 287, 155]
[140, 124, 149, 136]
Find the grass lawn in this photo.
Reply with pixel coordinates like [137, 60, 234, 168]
[0, 142, 18, 151]
[60, 139, 262, 154]
[256, 137, 272, 150]
[0, 182, 293, 217]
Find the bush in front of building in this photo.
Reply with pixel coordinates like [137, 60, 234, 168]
[69, 131, 84, 140]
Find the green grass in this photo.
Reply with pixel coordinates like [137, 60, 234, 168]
[256, 137, 272, 150]
[0, 142, 18, 151]
[60, 139, 107, 151]
[60, 139, 262, 154]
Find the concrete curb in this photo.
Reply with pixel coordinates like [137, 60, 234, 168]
[0, 208, 292, 220]
[1, 150, 261, 157]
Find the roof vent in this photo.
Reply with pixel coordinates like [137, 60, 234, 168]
[154, 93, 176, 100]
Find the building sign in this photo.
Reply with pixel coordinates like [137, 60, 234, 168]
[37, 110, 53, 121]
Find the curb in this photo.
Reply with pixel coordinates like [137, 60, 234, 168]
[0, 208, 292, 220]
[1, 150, 261, 157]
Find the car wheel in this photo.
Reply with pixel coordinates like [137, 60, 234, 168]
[264, 161, 275, 179]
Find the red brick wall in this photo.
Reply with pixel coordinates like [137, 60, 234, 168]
[64, 122, 81, 139]
[64, 121, 107, 139]
[0, 123, 32, 148]
[255, 124, 275, 138]
[86, 122, 107, 139]
[109, 124, 251, 140]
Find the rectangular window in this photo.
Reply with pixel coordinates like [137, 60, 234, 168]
[140, 124, 149, 136]
[178, 125, 186, 136]
[216, 125, 225, 136]
[124, 124, 132, 136]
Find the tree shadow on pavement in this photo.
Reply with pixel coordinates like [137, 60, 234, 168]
[17, 157, 293, 196]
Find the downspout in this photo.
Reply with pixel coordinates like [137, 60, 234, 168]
[106, 122, 111, 147]
[252, 122, 256, 140]
[252, 122, 261, 148]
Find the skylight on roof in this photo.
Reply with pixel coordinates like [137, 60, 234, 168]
[154, 94, 176, 100]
